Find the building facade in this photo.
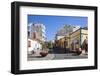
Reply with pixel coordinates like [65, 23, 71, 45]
[55, 28, 88, 52]
[28, 23, 46, 54]
[28, 23, 46, 42]
[55, 25, 80, 40]
[28, 39, 42, 54]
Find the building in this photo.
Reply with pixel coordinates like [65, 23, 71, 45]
[70, 28, 88, 51]
[28, 23, 46, 42]
[28, 23, 46, 54]
[73, 25, 80, 32]
[55, 25, 80, 40]
[28, 39, 42, 54]
[55, 27, 88, 52]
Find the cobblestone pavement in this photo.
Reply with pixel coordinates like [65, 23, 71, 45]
[28, 53, 88, 61]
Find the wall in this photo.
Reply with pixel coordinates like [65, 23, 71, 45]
[81, 29, 88, 45]
[0, 0, 99, 76]
[70, 29, 80, 49]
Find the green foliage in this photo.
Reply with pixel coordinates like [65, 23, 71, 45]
[46, 41, 54, 49]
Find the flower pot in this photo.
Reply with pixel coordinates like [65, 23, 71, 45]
[40, 52, 48, 57]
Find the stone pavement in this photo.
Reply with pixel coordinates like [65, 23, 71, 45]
[28, 53, 88, 61]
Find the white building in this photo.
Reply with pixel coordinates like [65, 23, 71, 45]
[40, 24, 46, 41]
[28, 39, 42, 54]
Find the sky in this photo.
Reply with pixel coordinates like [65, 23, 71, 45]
[28, 15, 87, 41]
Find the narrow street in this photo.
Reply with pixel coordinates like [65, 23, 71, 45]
[28, 52, 88, 61]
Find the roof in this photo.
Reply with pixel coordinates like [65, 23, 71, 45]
[69, 27, 88, 35]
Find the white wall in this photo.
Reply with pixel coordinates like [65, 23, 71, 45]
[0, 0, 99, 76]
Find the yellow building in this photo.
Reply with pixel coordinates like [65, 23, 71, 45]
[70, 28, 88, 51]
[55, 28, 88, 52]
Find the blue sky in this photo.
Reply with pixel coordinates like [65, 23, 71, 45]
[28, 15, 87, 41]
